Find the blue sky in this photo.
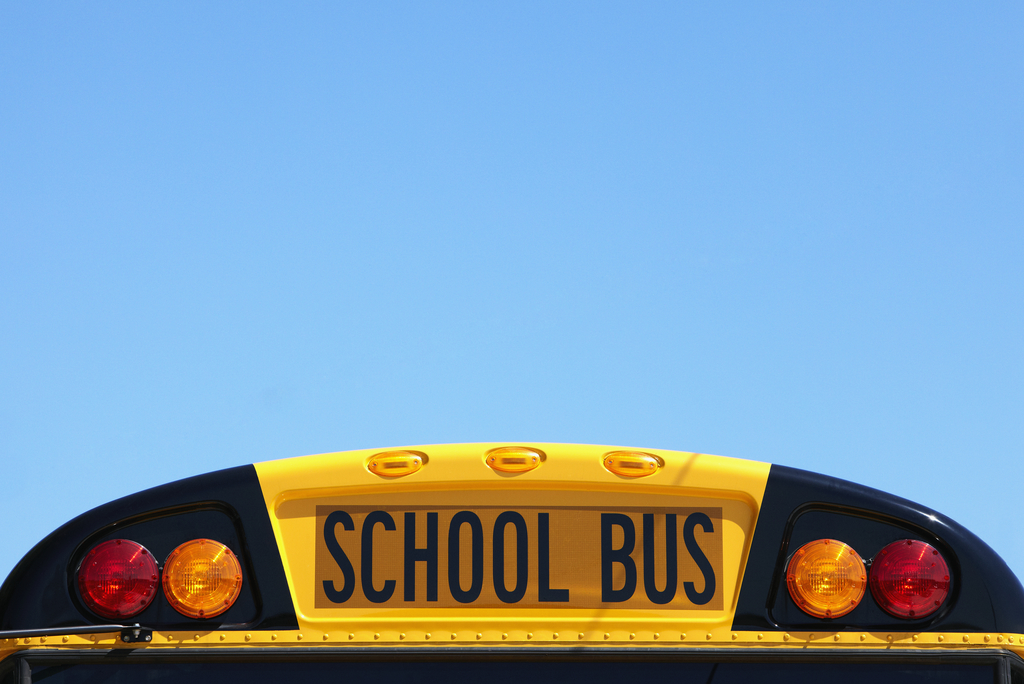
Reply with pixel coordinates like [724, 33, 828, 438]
[2, 3, 1022, 588]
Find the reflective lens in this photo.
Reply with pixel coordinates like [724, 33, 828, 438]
[486, 446, 543, 473]
[787, 539, 866, 619]
[78, 539, 159, 619]
[869, 539, 950, 619]
[367, 451, 424, 477]
[602, 451, 661, 478]
[162, 539, 243, 619]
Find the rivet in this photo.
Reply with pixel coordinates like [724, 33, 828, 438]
[604, 633, 610, 640]
[425, 633, 431, 640]
[220, 634, 226, 641]
[477, 633, 482, 640]
[62, 636, 69, 643]
[861, 634, 867, 641]
[399, 634, 405, 640]
[887, 635, 893, 642]
[834, 635, 840, 641]
[270, 634, 277, 641]
[653, 633, 660, 640]
[375, 633, 381, 640]
[938, 635, 945, 642]
[706, 633, 713, 640]
[349, 633, 355, 640]
[912, 635, 918, 642]
[553, 632, 559, 639]
[784, 633, 790, 641]
[997, 635, 1004, 643]
[757, 634, 763, 641]
[681, 633, 686, 640]
[25, 638, 31, 645]
[450, 633, 456, 640]
[502, 633, 508, 640]
[984, 635, 991, 643]
[578, 633, 584, 640]
[324, 634, 330, 641]
[630, 633, 636, 640]
[245, 634, 252, 641]
[963, 635, 970, 643]
[527, 633, 533, 640]
[732, 633, 739, 640]
[1009, 636, 1015, 643]
[296, 634, 302, 641]
[40, 637, 46, 643]
[194, 635, 200, 642]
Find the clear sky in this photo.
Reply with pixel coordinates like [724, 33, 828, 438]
[2, 3, 1021, 588]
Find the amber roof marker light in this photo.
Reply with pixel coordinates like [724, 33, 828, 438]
[162, 539, 243, 619]
[367, 450, 425, 478]
[485, 446, 544, 474]
[602, 451, 662, 478]
[787, 539, 867, 619]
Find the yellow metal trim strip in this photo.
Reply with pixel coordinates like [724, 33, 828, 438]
[3, 630, 1023, 658]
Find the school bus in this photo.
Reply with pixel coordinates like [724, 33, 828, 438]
[1, 443, 1022, 683]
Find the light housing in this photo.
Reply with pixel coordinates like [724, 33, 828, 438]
[869, 539, 950, 619]
[602, 451, 661, 478]
[77, 539, 159, 620]
[162, 539, 243, 619]
[786, 538, 866, 619]
[486, 446, 543, 473]
[367, 450, 424, 478]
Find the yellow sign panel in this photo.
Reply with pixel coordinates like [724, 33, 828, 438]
[314, 506, 722, 611]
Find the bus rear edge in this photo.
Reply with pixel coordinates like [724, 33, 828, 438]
[0, 444, 1021, 679]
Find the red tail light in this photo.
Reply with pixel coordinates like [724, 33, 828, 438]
[77, 539, 159, 620]
[869, 539, 950, 619]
